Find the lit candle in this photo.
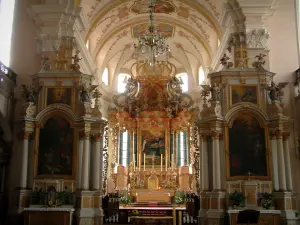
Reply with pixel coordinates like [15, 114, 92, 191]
[161, 154, 163, 171]
[144, 153, 146, 171]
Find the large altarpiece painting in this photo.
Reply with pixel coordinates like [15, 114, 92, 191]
[37, 117, 74, 176]
[228, 114, 268, 178]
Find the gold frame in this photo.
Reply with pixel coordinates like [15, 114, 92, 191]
[229, 84, 259, 107]
[225, 113, 271, 181]
[44, 86, 75, 110]
[34, 114, 77, 180]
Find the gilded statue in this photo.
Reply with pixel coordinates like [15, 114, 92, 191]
[70, 50, 82, 72]
[267, 81, 288, 103]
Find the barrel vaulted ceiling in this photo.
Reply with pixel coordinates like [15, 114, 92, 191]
[79, 0, 226, 86]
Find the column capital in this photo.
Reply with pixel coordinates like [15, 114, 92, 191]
[83, 131, 91, 140]
[24, 131, 33, 140]
[283, 132, 290, 141]
[275, 130, 283, 140]
[270, 131, 277, 140]
[211, 131, 222, 140]
[93, 133, 102, 142]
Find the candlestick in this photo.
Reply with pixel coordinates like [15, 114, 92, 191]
[139, 153, 141, 170]
[161, 154, 163, 171]
[144, 153, 146, 171]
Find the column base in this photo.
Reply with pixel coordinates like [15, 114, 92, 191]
[76, 190, 103, 225]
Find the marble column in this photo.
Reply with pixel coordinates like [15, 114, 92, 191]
[92, 134, 101, 190]
[20, 131, 31, 189]
[27, 137, 35, 189]
[200, 134, 209, 191]
[76, 134, 84, 189]
[276, 131, 287, 191]
[212, 132, 221, 191]
[81, 132, 91, 190]
[283, 133, 293, 191]
[270, 133, 279, 191]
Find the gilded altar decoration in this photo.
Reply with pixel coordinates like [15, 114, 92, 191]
[228, 114, 268, 178]
[55, 46, 68, 71]
[102, 126, 109, 194]
[36, 117, 74, 176]
[235, 45, 249, 69]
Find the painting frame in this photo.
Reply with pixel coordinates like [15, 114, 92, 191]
[34, 115, 77, 179]
[229, 84, 259, 106]
[46, 87, 73, 107]
[225, 113, 271, 181]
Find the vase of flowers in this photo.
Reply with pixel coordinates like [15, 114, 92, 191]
[259, 192, 274, 210]
[228, 191, 246, 209]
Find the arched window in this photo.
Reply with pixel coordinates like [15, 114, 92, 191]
[198, 66, 205, 85]
[176, 73, 188, 92]
[118, 73, 130, 93]
[0, 0, 16, 66]
[177, 131, 188, 166]
[119, 130, 130, 166]
[102, 67, 109, 86]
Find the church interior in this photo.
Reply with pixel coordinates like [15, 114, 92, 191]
[1, 0, 300, 225]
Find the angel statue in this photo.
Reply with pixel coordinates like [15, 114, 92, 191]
[70, 50, 82, 72]
[78, 82, 98, 103]
[201, 83, 221, 102]
[124, 75, 139, 100]
[21, 85, 42, 104]
[267, 81, 288, 103]
[253, 53, 266, 69]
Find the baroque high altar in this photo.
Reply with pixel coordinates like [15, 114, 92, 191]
[15, 38, 295, 225]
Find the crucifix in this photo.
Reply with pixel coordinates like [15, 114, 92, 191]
[247, 171, 252, 180]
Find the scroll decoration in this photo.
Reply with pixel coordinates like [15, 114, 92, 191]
[102, 126, 109, 195]
[191, 126, 200, 195]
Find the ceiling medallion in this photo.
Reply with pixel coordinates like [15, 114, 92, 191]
[133, 0, 170, 66]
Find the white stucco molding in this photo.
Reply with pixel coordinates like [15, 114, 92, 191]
[224, 103, 269, 127]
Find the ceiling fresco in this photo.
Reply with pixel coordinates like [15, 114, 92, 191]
[79, 0, 225, 89]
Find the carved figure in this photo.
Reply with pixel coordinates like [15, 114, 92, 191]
[78, 83, 98, 103]
[70, 50, 82, 72]
[166, 75, 183, 103]
[21, 85, 42, 104]
[201, 83, 221, 102]
[40, 56, 51, 72]
[124, 75, 139, 100]
[267, 81, 288, 102]
[253, 53, 266, 69]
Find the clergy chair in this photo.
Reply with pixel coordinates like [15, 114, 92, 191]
[237, 210, 260, 225]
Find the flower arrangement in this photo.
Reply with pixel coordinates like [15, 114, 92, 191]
[228, 191, 246, 208]
[120, 191, 132, 205]
[259, 192, 274, 210]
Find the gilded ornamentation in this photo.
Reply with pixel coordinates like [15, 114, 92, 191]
[55, 46, 68, 71]
[267, 81, 288, 103]
[236, 45, 249, 69]
[102, 126, 109, 194]
[191, 126, 200, 195]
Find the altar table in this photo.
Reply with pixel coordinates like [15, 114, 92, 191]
[227, 209, 281, 225]
[24, 207, 75, 225]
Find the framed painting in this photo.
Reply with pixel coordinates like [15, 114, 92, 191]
[230, 85, 258, 105]
[46, 87, 72, 106]
[141, 129, 165, 166]
[36, 117, 74, 177]
[227, 114, 269, 179]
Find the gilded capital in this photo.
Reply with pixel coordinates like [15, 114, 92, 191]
[270, 131, 277, 140]
[283, 132, 290, 141]
[211, 132, 222, 140]
[24, 131, 32, 140]
[83, 131, 91, 140]
[275, 130, 283, 140]
[93, 134, 102, 142]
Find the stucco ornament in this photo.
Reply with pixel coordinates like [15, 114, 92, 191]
[25, 102, 37, 117]
[246, 29, 270, 49]
[220, 53, 233, 69]
[253, 53, 266, 69]
[78, 82, 98, 103]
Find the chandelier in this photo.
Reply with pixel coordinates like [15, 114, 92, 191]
[134, 0, 170, 66]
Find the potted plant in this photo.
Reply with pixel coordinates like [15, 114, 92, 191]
[259, 192, 274, 210]
[228, 191, 246, 208]
[174, 190, 186, 205]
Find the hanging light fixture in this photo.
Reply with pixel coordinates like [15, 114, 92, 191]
[134, 0, 170, 66]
